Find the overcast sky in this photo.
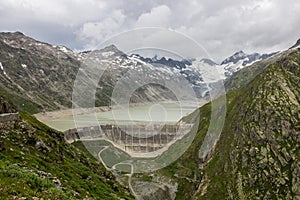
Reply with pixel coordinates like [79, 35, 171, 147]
[1, 0, 300, 62]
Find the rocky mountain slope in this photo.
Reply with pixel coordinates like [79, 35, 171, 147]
[219, 50, 278, 77]
[0, 96, 16, 114]
[197, 47, 300, 199]
[130, 41, 300, 199]
[129, 50, 278, 97]
[0, 95, 133, 199]
[0, 32, 276, 114]
[0, 32, 177, 112]
[0, 32, 80, 112]
[0, 32, 202, 112]
[290, 38, 300, 49]
[133, 50, 277, 79]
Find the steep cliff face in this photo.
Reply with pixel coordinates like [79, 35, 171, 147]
[0, 32, 80, 111]
[141, 48, 300, 200]
[195, 49, 300, 199]
[0, 96, 16, 114]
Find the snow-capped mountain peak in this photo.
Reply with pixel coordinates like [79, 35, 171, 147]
[128, 53, 192, 70]
[101, 44, 119, 52]
[219, 51, 277, 77]
[221, 50, 247, 65]
[151, 55, 159, 62]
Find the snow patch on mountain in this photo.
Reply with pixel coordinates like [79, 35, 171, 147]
[21, 64, 27, 69]
[58, 46, 70, 53]
[129, 54, 149, 66]
[0, 62, 11, 80]
[101, 51, 115, 57]
[124, 50, 275, 98]
[218, 51, 278, 78]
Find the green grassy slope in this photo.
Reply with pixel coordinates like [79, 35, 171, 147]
[153, 49, 300, 199]
[0, 108, 133, 199]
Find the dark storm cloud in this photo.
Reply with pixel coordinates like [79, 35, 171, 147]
[0, 0, 300, 62]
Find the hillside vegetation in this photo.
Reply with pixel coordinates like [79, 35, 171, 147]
[0, 96, 133, 199]
[144, 48, 300, 199]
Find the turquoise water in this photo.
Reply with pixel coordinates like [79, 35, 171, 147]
[44, 102, 199, 131]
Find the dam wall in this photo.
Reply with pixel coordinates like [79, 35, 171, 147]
[64, 123, 193, 154]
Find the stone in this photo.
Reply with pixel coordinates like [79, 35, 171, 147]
[0, 140, 5, 151]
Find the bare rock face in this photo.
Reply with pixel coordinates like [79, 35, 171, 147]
[35, 139, 52, 153]
[0, 32, 81, 111]
[0, 96, 16, 114]
[290, 38, 300, 49]
[0, 140, 5, 151]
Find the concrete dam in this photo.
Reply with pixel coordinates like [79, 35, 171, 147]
[64, 122, 193, 156]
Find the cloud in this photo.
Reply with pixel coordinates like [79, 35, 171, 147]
[168, 0, 300, 61]
[77, 10, 126, 50]
[0, 0, 107, 26]
[135, 5, 172, 27]
[0, 0, 109, 49]
[0, 0, 300, 61]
